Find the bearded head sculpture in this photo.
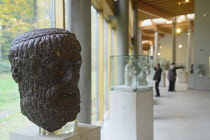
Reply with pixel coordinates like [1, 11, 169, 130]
[8, 28, 82, 132]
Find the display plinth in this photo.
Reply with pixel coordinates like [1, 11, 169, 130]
[10, 123, 100, 140]
[159, 71, 166, 87]
[110, 90, 153, 140]
[178, 71, 188, 83]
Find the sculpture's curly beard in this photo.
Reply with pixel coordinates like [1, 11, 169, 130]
[19, 83, 80, 132]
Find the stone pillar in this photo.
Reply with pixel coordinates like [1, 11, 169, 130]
[172, 20, 177, 63]
[116, 0, 129, 85]
[150, 45, 153, 56]
[65, 0, 91, 124]
[186, 28, 192, 72]
[133, 2, 139, 55]
[154, 31, 159, 66]
[138, 28, 143, 55]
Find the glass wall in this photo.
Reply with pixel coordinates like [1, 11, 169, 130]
[91, 6, 114, 124]
[91, 6, 99, 124]
[0, 0, 54, 139]
[103, 20, 108, 112]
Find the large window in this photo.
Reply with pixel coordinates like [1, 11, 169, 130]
[103, 20, 109, 112]
[91, 6, 99, 124]
[0, 0, 54, 139]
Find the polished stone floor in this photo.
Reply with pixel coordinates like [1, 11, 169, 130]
[101, 83, 210, 140]
[154, 83, 210, 140]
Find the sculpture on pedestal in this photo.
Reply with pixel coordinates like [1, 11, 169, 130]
[137, 66, 148, 86]
[8, 28, 82, 132]
[124, 64, 133, 86]
[131, 63, 139, 86]
[124, 57, 149, 87]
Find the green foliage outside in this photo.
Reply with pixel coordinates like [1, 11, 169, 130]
[0, 0, 53, 72]
[0, 73, 33, 140]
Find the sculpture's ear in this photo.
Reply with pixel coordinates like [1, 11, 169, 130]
[11, 67, 21, 83]
[11, 58, 22, 83]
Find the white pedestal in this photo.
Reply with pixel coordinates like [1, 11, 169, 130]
[159, 72, 166, 87]
[10, 123, 100, 140]
[178, 71, 188, 83]
[110, 90, 153, 140]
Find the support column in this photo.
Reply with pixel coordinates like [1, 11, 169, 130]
[154, 31, 159, 66]
[117, 0, 129, 55]
[65, 0, 91, 124]
[133, 2, 139, 55]
[172, 20, 177, 63]
[138, 27, 143, 55]
[116, 0, 129, 85]
[186, 28, 192, 72]
[150, 45, 153, 56]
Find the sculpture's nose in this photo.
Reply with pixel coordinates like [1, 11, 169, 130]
[62, 68, 72, 82]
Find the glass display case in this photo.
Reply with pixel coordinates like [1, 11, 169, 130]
[110, 55, 154, 92]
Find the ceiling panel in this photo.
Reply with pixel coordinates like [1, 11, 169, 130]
[136, 0, 194, 43]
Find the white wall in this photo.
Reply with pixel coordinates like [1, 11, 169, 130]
[159, 34, 173, 63]
[159, 33, 193, 65]
[176, 33, 188, 64]
[189, 0, 210, 90]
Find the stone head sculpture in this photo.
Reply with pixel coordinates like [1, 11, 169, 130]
[8, 28, 82, 132]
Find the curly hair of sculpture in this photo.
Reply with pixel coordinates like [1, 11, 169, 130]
[8, 28, 82, 132]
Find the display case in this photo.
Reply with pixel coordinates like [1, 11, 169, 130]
[110, 55, 154, 92]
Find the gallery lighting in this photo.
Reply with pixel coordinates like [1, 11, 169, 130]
[178, 0, 191, 5]
[176, 28, 181, 33]
[179, 44, 183, 48]
[167, 20, 172, 24]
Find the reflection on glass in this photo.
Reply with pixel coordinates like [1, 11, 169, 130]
[111, 55, 154, 92]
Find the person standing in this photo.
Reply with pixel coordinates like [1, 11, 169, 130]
[153, 63, 162, 97]
[167, 62, 184, 91]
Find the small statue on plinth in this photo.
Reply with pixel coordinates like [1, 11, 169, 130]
[8, 28, 82, 132]
[124, 64, 133, 86]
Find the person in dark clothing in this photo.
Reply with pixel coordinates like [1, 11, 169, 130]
[153, 63, 162, 97]
[167, 62, 184, 91]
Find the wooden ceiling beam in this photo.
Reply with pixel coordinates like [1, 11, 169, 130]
[141, 31, 154, 38]
[103, 0, 115, 17]
[141, 25, 172, 34]
[158, 21, 191, 28]
[151, 20, 157, 31]
[185, 15, 192, 29]
[137, 1, 175, 20]
[91, 0, 103, 10]
[141, 25, 154, 30]
[142, 36, 153, 40]
[157, 27, 172, 34]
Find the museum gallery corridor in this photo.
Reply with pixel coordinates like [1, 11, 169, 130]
[101, 83, 210, 140]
